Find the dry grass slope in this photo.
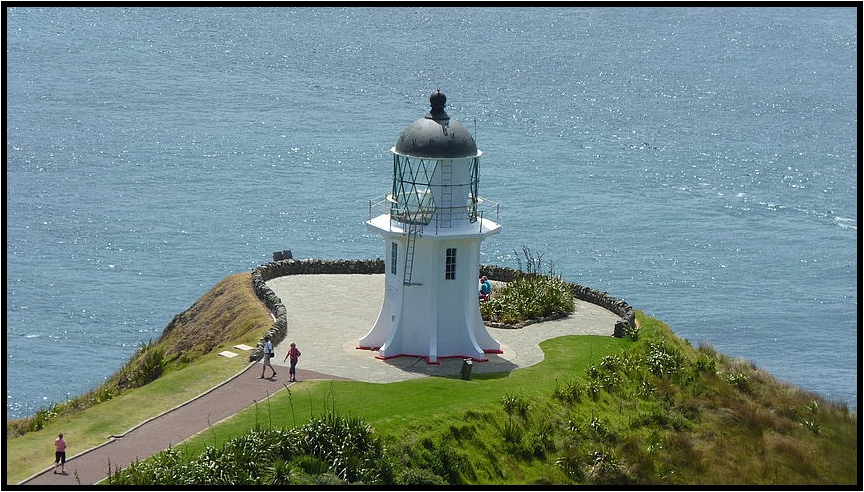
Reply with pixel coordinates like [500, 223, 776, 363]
[157, 273, 272, 363]
[6, 272, 272, 439]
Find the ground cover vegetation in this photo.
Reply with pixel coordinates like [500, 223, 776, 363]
[480, 247, 577, 328]
[7, 266, 857, 486]
[102, 311, 858, 485]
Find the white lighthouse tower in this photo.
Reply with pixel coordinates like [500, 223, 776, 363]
[359, 90, 502, 363]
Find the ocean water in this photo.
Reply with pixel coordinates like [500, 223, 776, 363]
[5, 6, 857, 420]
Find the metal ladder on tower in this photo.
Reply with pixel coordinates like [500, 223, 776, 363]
[440, 161, 453, 229]
[403, 223, 422, 285]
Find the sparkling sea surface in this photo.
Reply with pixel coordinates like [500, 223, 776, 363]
[5, 6, 858, 419]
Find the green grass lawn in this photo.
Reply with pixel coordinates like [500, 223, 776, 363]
[170, 334, 628, 457]
[5, 334, 624, 485]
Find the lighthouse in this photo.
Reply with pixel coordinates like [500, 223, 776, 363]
[358, 90, 503, 363]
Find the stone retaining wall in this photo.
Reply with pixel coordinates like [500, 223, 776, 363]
[248, 259, 385, 361]
[248, 258, 635, 361]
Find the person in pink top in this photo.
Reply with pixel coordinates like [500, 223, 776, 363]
[54, 433, 66, 474]
[283, 342, 301, 382]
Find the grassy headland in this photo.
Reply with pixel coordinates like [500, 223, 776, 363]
[6, 272, 858, 485]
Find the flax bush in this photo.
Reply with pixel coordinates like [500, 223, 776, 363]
[481, 273, 576, 326]
[107, 413, 389, 485]
[480, 247, 576, 326]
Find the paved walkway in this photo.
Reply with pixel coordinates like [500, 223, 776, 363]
[21, 274, 622, 485]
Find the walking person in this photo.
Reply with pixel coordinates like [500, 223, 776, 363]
[283, 342, 301, 382]
[259, 335, 277, 379]
[53, 433, 66, 474]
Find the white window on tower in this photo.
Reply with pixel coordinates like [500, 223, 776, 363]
[445, 248, 456, 280]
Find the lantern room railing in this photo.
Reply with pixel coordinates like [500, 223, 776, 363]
[368, 195, 499, 234]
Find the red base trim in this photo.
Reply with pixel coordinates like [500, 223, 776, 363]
[363, 352, 489, 364]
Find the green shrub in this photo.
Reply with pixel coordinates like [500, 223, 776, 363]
[586, 450, 629, 485]
[553, 379, 584, 404]
[396, 468, 449, 485]
[481, 274, 575, 326]
[107, 414, 387, 485]
[644, 341, 685, 379]
[480, 248, 576, 326]
[724, 372, 750, 391]
[501, 393, 530, 420]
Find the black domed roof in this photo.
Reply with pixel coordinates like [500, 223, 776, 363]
[394, 90, 478, 158]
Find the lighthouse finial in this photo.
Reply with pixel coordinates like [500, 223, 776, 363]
[427, 90, 449, 121]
